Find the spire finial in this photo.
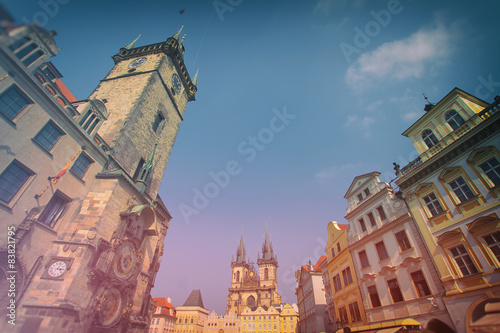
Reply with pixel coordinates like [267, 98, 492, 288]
[422, 93, 436, 112]
[124, 34, 141, 50]
[171, 26, 184, 41]
[191, 68, 199, 87]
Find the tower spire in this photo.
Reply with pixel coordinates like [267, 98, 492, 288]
[235, 235, 246, 263]
[171, 25, 184, 41]
[261, 229, 274, 260]
[123, 34, 141, 50]
[192, 68, 199, 87]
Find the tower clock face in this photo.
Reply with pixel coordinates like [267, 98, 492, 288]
[128, 57, 147, 69]
[172, 74, 182, 93]
[48, 261, 67, 277]
[113, 243, 136, 279]
[99, 288, 124, 327]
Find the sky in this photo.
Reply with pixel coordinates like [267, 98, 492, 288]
[4, 0, 500, 315]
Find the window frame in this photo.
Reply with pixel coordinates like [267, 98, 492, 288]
[37, 190, 71, 228]
[367, 285, 381, 308]
[333, 273, 342, 292]
[367, 212, 376, 227]
[410, 270, 431, 297]
[359, 217, 367, 232]
[0, 160, 35, 206]
[414, 183, 450, 225]
[444, 109, 466, 131]
[348, 301, 362, 322]
[375, 241, 389, 261]
[438, 167, 481, 213]
[449, 244, 479, 276]
[387, 278, 404, 303]
[342, 266, 353, 286]
[0, 85, 32, 123]
[376, 205, 387, 221]
[395, 230, 412, 252]
[422, 129, 439, 149]
[69, 152, 93, 180]
[152, 110, 165, 133]
[467, 147, 500, 199]
[33, 120, 65, 153]
[358, 250, 370, 269]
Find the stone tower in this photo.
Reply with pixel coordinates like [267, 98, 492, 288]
[12, 27, 197, 333]
[226, 232, 281, 315]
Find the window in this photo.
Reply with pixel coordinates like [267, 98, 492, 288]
[342, 266, 353, 286]
[333, 274, 342, 292]
[0, 161, 33, 203]
[480, 158, 500, 186]
[367, 285, 381, 308]
[337, 243, 341, 253]
[152, 111, 165, 133]
[387, 279, 404, 303]
[9, 36, 31, 51]
[395, 230, 411, 252]
[450, 245, 478, 276]
[70, 154, 92, 179]
[265, 268, 269, 280]
[449, 177, 475, 203]
[338, 307, 348, 324]
[422, 129, 439, 148]
[330, 247, 335, 258]
[34, 121, 63, 151]
[367, 212, 376, 226]
[14, 43, 37, 59]
[364, 188, 370, 196]
[376, 206, 387, 220]
[483, 231, 500, 263]
[445, 110, 465, 130]
[359, 218, 367, 232]
[359, 250, 369, 268]
[423, 193, 444, 216]
[357, 193, 363, 202]
[348, 302, 362, 322]
[0, 85, 31, 120]
[410, 270, 431, 297]
[22, 50, 44, 66]
[38, 192, 70, 227]
[375, 241, 389, 260]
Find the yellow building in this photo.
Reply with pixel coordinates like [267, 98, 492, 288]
[395, 88, 500, 332]
[240, 304, 298, 333]
[203, 310, 239, 333]
[175, 290, 209, 333]
[324, 221, 366, 332]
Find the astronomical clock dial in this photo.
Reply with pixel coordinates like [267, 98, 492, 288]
[48, 261, 67, 278]
[128, 57, 147, 69]
[113, 243, 136, 279]
[99, 288, 124, 327]
[172, 73, 182, 93]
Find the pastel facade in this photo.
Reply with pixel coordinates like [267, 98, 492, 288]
[0, 11, 197, 333]
[203, 310, 239, 333]
[175, 290, 209, 333]
[150, 297, 177, 333]
[395, 88, 500, 332]
[240, 304, 298, 333]
[295, 256, 330, 333]
[345, 172, 453, 332]
[324, 221, 366, 331]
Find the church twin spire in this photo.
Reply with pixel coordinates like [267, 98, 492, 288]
[234, 230, 277, 264]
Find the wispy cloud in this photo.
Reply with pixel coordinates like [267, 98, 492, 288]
[343, 115, 375, 136]
[315, 162, 364, 182]
[346, 24, 452, 91]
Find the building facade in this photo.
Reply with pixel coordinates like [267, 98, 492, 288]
[226, 232, 282, 315]
[240, 304, 298, 333]
[175, 290, 209, 333]
[295, 256, 330, 333]
[203, 310, 240, 333]
[395, 88, 500, 332]
[345, 172, 453, 332]
[324, 221, 366, 332]
[0, 12, 197, 333]
[150, 297, 176, 333]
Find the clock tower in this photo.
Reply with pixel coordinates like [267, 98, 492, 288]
[15, 28, 197, 333]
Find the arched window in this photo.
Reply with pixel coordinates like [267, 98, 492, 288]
[422, 129, 439, 148]
[264, 268, 269, 280]
[247, 295, 255, 308]
[445, 110, 465, 130]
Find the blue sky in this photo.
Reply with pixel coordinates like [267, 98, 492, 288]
[4, 0, 500, 314]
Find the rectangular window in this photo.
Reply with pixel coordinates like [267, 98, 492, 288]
[359, 250, 369, 268]
[38, 192, 70, 228]
[367, 285, 381, 308]
[483, 231, 500, 263]
[411, 270, 431, 297]
[15, 43, 36, 59]
[333, 274, 342, 292]
[348, 302, 362, 322]
[22, 50, 44, 66]
[359, 218, 367, 232]
[367, 212, 376, 226]
[480, 158, 500, 186]
[450, 245, 478, 276]
[9, 36, 31, 51]
[357, 193, 363, 202]
[70, 154, 92, 179]
[152, 111, 165, 133]
[377, 206, 387, 220]
[330, 247, 335, 258]
[376, 241, 389, 260]
[342, 266, 353, 286]
[338, 307, 349, 324]
[395, 230, 411, 252]
[34, 121, 63, 151]
[0, 85, 31, 120]
[364, 188, 370, 196]
[0, 161, 33, 203]
[388, 279, 404, 303]
[337, 242, 341, 253]
[449, 177, 475, 203]
[423, 192, 444, 216]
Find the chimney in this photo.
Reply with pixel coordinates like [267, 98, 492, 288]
[167, 296, 172, 304]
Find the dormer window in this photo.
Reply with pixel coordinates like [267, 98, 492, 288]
[422, 129, 439, 149]
[445, 110, 465, 130]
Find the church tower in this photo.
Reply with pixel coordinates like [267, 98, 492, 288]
[13, 28, 197, 333]
[257, 231, 278, 289]
[230, 236, 249, 289]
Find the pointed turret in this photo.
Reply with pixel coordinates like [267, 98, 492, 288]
[192, 68, 199, 87]
[235, 235, 246, 264]
[261, 230, 274, 260]
[123, 34, 141, 50]
[171, 26, 184, 41]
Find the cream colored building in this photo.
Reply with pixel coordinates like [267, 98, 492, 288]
[203, 310, 239, 333]
[240, 304, 298, 333]
[395, 88, 500, 332]
[150, 297, 177, 333]
[345, 172, 453, 332]
[175, 290, 209, 333]
[295, 256, 329, 333]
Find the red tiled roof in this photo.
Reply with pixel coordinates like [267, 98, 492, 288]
[338, 224, 349, 230]
[153, 297, 176, 318]
[314, 256, 326, 271]
[55, 79, 77, 102]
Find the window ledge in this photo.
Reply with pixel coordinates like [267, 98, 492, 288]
[34, 220, 58, 235]
[428, 209, 448, 221]
[399, 247, 415, 255]
[31, 138, 54, 158]
[69, 169, 86, 185]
